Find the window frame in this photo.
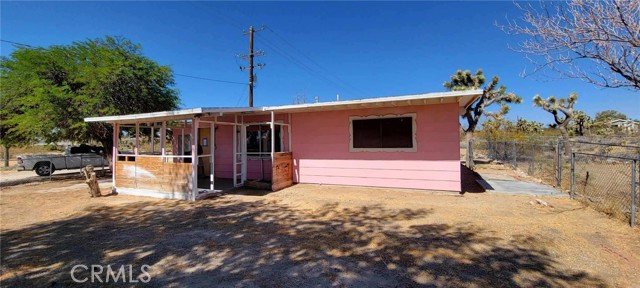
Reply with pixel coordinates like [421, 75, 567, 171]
[349, 113, 417, 152]
[245, 122, 284, 160]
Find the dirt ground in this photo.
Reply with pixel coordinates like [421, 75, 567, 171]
[1, 174, 639, 287]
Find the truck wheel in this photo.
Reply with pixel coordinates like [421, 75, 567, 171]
[34, 162, 55, 176]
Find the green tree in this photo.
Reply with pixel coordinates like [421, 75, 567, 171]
[444, 69, 521, 169]
[0, 36, 180, 163]
[533, 93, 577, 155]
[0, 82, 32, 166]
[594, 110, 628, 123]
[591, 110, 629, 135]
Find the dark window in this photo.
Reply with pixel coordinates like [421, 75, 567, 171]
[352, 117, 413, 149]
[246, 125, 281, 156]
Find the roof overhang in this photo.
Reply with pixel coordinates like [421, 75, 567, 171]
[84, 90, 482, 124]
[84, 107, 264, 123]
[265, 90, 482, 113]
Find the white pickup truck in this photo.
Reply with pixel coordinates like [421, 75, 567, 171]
[16, 145, 106, 176]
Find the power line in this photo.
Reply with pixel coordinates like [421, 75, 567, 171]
[262, 26, 368, 97]
[173, 73, 246, 85]
[1, 39, 34, 48]
[255, 33, 364, 97]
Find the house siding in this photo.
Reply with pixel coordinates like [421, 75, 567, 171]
[291, 103, 461, 191]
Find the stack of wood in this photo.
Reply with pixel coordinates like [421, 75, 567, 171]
[82, 165, 101, 197]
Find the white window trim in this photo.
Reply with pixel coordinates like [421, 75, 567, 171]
[349, 113, 417, 152]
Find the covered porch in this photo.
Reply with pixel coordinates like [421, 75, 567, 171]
[87, 108, 294, 201]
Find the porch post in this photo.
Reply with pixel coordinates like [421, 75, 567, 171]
[135, 122, 139, 155]
[240, 120, 247, 183]
[233, 115, 237, 186]
[270, 111, 275, 161]
[151, 124, 155, 154]
[191, 117, 199, 201]
[160, 121, 166, 156]
[112, 122, 119, 193]
[214, 121, 218, 191]
[288, 113, 292, 152]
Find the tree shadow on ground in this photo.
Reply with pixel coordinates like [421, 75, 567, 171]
[1, 196, 605, 287]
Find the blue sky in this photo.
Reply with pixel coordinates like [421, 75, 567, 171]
[1, 1, 638, 125]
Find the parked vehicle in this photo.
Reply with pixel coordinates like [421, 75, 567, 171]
[16, 145, 106, 176]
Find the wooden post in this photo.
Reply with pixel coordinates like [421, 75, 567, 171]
[288, 113, 292, 152]
[160, 121, 166, 156]
[270, 111, 275, 160]
[112, 123, 119, 194]
[233, 115, 237, 186]
[82, 165, 101, 197]
[191, 118, 199, 201]
[214, 121, 218, 191]
[135, 122, 139, 155]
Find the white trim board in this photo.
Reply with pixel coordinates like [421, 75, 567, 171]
[115, 187, 191, 200]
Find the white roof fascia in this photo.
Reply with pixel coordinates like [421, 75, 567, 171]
[264, 90, 482, 112]
[84, 107, 262, 123]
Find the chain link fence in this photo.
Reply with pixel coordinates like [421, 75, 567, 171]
[570, 153, 638, 226]
[469, 138, 640, 226]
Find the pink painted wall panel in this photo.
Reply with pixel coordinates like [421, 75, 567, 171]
[213, 125, 234, 179]
[291, 103, 461, 191]
[300, 167, 459, 181]
[297, 159, 459, 170]
[247, 159, 272, 180]
[299, 175, 460, 192]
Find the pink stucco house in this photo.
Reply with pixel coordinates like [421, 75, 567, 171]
[85, 90, 482, 200]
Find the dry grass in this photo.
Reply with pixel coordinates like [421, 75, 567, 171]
[467, 141, 639, 225]
[1, 179, 639, 287]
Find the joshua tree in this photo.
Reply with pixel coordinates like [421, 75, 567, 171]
[444, 69, 521, 169]
[533, 93, 578, 155]
[572, 110, 591, 136]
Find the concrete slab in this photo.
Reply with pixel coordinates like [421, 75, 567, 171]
[476, 174, 567, 197]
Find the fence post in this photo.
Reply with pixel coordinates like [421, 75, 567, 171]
[512, 140, 517, 169]
[467, 139, 474, 169]
[632, 159, 637, 227]
[556, 141, 562, 187]
[570, 151, 575, 199]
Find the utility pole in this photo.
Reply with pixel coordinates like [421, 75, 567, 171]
[238, 26, 265, 107]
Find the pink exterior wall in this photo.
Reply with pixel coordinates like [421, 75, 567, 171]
[291, 103, 461, 191]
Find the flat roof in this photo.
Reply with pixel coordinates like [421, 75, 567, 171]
[85, 90, 482, 123]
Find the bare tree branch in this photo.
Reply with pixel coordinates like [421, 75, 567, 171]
[499, 0, 640, 90]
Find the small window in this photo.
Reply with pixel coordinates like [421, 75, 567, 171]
[350, 114, 416, 152]
[246, 125, 281, 158]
